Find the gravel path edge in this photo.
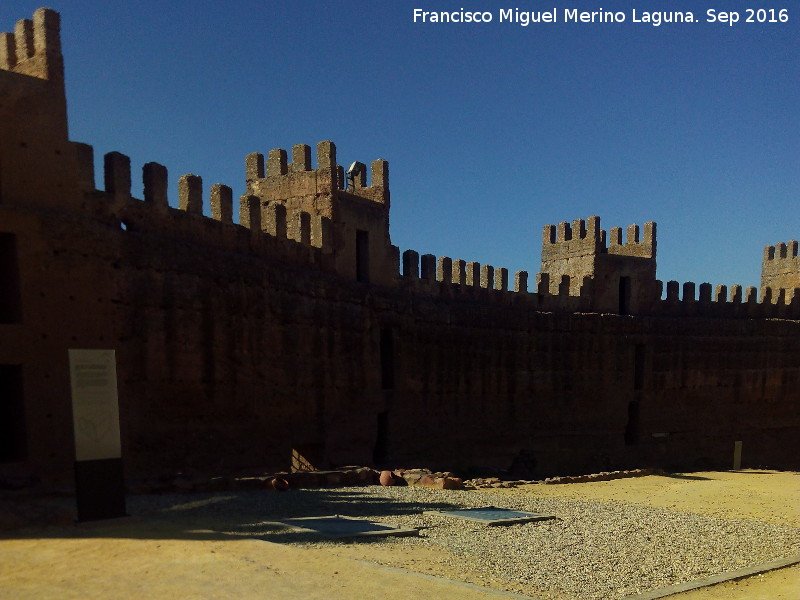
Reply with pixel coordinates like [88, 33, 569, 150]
[624, 554, 800, 600]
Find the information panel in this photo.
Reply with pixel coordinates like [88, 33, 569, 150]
[68, 349, 121, 462]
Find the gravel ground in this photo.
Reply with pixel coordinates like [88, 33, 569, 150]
[127, 485, 800, 600]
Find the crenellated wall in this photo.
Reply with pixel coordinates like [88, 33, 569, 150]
[245, 141, 397, 285]
[1, 8, 798, 488]
[0, 7, 63, 83]
[761, 240, 800, 292]
[653, 279, 800, 319]
[538, 216, 658, 314]
[68, 145, 340, 270]
[0, 8, 84, 211]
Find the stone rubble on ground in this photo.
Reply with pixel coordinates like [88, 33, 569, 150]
[124, 466, 661, 495]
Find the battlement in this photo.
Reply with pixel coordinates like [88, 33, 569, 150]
[763, 240, 799, 261]
[539, 216, 657, 313]
[761, 240, 800, 292]
[542, 216, 656, 260]
[73, 147, 336, 268]
[395, 211, 800, 320]
[398, 247, 598, 313]
[657, 279, 800, 318]
[0, 8, 62, 81]
[246, 140, 390, 214]
[241, 140, 394, 285]
[0, 7, 795, 321]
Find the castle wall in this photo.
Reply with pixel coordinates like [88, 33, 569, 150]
[0, 189, 381, 483]
[1, 8, 798, 489]
[2, 181, 799, 484]
[380, 278, 800, 476]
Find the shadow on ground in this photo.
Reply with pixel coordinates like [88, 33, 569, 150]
[660, 474, 715, 481]
[1, 487, 460, 545]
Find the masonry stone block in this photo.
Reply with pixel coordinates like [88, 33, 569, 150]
[267, 148, 288, 177]
[437, 257, 453, 284]
[143, 162, 168, 206]
[104, 152, 131, 199]
[210, 183, 233, 223]
[245, 152, 265, 182]
[452, 259, 466, 285]
[402, 250, 419, 278]
[466, 262, 480, 287]
[290, 144, 311, 172]
[420, 254, 436, 281]
[178, 174, 203, 214]
[495, 268, 508, 292]
[514, 270, 528, 293]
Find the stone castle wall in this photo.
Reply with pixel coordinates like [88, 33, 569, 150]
[1, 9, 798, 487]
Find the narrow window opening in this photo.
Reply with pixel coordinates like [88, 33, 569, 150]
[380, 328, 394, 390]
[373, 411, 389, 466]
[619, 276, 631, 315]
[624, 400, 640, 446]
[356, 229, 370, 282]
[0, 365, 26, 462]
[0, 233, 22, 323]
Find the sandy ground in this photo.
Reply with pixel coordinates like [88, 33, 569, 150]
[498, 470, 800, 599]
[0, 470, 797, 600]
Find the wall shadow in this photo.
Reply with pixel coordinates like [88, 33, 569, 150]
[660, 473, 714, 481]
[0, 487, 462, 545]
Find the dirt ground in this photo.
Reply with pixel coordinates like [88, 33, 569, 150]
[503, 470, 800, 599]
[0, 470, 797, 600]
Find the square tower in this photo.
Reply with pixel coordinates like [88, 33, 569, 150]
[540, 216, 658, 314]
[244, 142, 396, 285]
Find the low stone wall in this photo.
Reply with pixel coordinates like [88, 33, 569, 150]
[124, 467, 661, 495]
[466, 468, 662, 488]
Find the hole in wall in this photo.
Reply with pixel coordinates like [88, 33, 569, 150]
[624, 401, 640, 446]
[619, 276, 631, 315]
[0, 365, 26, 462]
[0, 233, 22, 323]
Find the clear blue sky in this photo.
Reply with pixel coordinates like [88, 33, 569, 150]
[4, 1, 798, 289]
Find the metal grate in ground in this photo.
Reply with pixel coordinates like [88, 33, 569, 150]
[278, 515, 419, 538]
[427, 506, 556, 526]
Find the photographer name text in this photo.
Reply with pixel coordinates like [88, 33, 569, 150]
[412, 8, 790, 27]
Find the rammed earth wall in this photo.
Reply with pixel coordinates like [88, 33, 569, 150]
[5, 196, 799, 483]
[1, 9, 798, 487]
